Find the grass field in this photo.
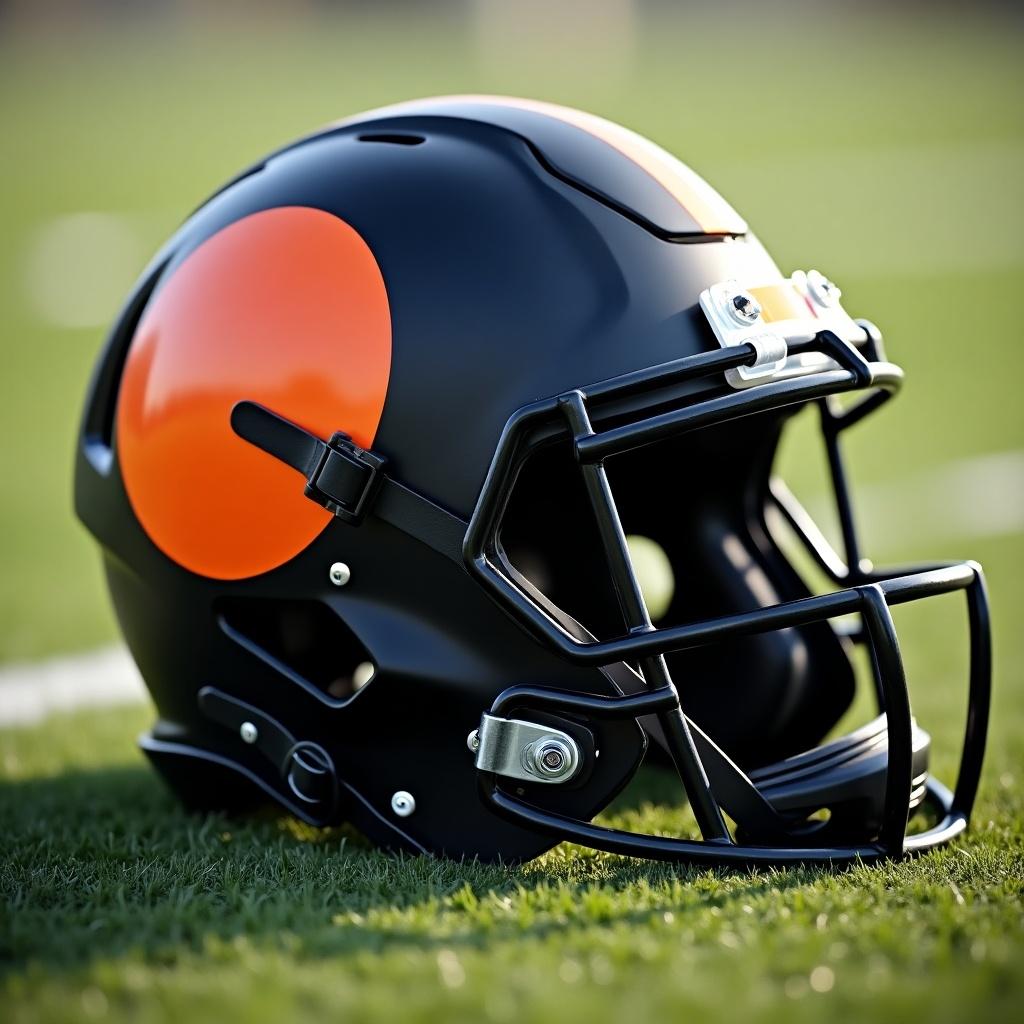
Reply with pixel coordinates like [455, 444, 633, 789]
[1, 6, 1023, 1023]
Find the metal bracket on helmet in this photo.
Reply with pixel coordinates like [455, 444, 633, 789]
[699, 271, 868, 390]
[468, 714, 582, 784]
[699, 281, 789, 388]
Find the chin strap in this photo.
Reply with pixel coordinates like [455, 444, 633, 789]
[230, 400, 467, 564]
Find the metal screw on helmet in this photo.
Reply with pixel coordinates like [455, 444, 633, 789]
[467, 729, 481, 752]
[391, 790, 416, 817]
[806, 270, 841, 307]
[526, 737, 576, 781]
[239, 721, 258, 744]
[728, 290, 762, 325]
[328, 562, 351, 587]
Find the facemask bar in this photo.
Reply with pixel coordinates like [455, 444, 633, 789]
[464, 326, 991, 866]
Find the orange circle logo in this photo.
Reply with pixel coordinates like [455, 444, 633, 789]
[117, 206, 392, 579]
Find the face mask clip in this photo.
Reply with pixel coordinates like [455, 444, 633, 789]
[700, 270, 868, 390]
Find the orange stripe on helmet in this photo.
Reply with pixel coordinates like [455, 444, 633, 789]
[480, 96, 746, 236]
[749, 282, 818, 324]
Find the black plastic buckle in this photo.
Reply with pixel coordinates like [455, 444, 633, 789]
[305, 432, 387, 525]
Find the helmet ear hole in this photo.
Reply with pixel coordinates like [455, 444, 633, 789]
[217, 598, 375, 703]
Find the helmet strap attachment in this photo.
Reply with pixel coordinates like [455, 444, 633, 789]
[197, 686, 341, 823]
[230, 399, 468, 563]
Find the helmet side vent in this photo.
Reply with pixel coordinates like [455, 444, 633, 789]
[216, 598, 376, 705]
[80, 258, 168, 475]
[356, 132, 425, 146]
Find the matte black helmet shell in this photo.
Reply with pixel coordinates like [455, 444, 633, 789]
[76, 96, 990, 866]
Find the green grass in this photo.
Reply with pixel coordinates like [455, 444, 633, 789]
[2, 605, 1023, 1024]
[2, 532, 1022, 1022]
[2, 7, 1024, 1023]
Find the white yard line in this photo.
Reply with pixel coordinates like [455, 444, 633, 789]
[850, 450, 1024, 545]
[0, 449, 1020, 729]
[0, 646, 146, 727]
[24, 211, 153, 329]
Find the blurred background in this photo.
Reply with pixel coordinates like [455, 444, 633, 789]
[0, 0, 1021, 689]
[2, 7, 1023, 1019]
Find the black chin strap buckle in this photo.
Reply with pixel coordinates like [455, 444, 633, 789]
[231, 400, 385, 525]
[306, 431, 386, 524]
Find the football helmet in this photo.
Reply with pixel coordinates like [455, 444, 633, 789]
[76, 96, 991, 866]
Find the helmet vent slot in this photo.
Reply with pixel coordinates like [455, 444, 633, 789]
[357, 133, 425, 146]
[217, 598, 375, 704]
[80, 257, 169, 474]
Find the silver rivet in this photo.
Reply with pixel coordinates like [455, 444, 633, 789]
[528, 738, 576, 780]
[541, 746, 565, 771]
[329, 562, 351, 587]
[806, 270, 841, 307]
[240, 721, 258, 744]
[467, 730, 480, 753]
[391, 790, 416, 817]
[727, 290, 762, 325]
